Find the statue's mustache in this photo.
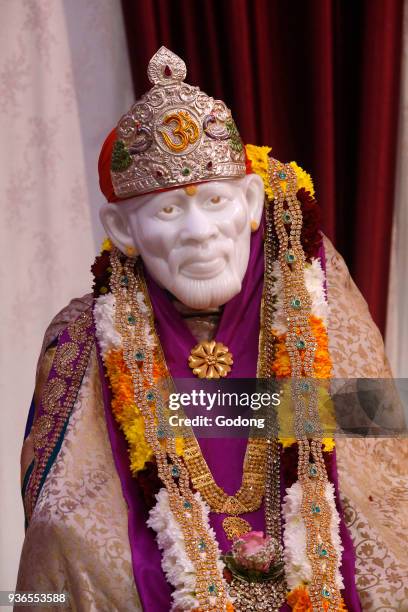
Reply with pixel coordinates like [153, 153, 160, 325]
[168, 240, 235, 272]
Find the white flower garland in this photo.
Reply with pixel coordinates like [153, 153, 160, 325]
[148, 488, 225, 612]
[93, 293, 122, 354]
[271, 257, 328, 336]
[94, 291, 155, 354]
[282, 481, 344, 590]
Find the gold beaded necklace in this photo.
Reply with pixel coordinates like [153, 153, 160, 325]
[183, 436, 268, 540]
[269, 158, 341, 610]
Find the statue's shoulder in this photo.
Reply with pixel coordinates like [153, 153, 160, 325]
[34, 293, 94, 404]
[40, 293, 93, 353]
[36, 294, 93, 380]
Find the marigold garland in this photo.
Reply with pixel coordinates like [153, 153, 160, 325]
[101, 237, 113, 253]
[290, 161, 315, 197]
[104, 347, 183, 474]
[278, 384, 336, 452]
[245, 144, 315, 199]
[104, 349, 154, 473]
[245, 144, 274, 199]
[272, 315, 332, 379]
[287, 586, 348, 611]
[272, 316, 335, 451]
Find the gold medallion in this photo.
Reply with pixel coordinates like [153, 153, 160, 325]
[188, 340, 233, 378]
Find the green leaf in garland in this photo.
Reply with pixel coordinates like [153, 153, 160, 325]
[111, 140, 132, 172]
[226, 119, 243, 153]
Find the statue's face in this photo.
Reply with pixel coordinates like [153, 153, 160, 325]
[101, 176, 264, 309]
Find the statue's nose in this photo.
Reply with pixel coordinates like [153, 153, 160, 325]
[180, 206, 219, 243]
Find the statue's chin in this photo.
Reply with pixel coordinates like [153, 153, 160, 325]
[169, 272, 243, 310]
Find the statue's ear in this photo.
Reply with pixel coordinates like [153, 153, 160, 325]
[242, 173, 265, 225]
[99, 203, 135, 255]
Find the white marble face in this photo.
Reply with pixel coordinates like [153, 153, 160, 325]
[101, 176, 264, 309]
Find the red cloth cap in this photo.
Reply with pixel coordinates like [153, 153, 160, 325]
[98, 129, 120, 203]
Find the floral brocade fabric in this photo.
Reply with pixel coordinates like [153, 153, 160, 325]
[16, 349, 142, 612]
[324, 236, 408, 611]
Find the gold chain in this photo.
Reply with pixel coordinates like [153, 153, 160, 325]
[183, 436, 268, 515]
[269, 158, 340, 611]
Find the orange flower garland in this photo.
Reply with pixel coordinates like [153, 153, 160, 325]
[272, 313, 336, 450]
[104, 349, 154, 474]
[104, 347, 182, 474]
[287, 586, 348, 611]
[272, 315, 332, 379]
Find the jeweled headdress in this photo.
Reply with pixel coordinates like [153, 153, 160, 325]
[110, 47, 246, 199]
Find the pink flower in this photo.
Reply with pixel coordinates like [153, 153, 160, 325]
[232, 531, 277, 572]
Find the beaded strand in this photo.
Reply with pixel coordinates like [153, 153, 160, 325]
[268, 159, 341, 611]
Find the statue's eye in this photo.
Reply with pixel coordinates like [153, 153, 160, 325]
[211, 196, 220, 203]
[156, 204, 182, 220]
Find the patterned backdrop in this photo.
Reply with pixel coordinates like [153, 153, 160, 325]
[0, 0, 133, 596]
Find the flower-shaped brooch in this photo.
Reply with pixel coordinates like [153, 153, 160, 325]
[188, 340, 233, 379]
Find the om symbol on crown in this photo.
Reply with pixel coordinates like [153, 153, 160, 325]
[157, 110, 200, 154]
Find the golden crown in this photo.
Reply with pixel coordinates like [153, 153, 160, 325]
[110, 47, 246, 198]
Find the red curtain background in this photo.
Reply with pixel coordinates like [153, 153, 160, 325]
[121, 0, 403, 335]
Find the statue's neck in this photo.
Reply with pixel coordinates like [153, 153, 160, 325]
[171, 298, 221, 342]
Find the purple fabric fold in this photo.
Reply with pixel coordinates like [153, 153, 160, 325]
[96, 224, 361, 611]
